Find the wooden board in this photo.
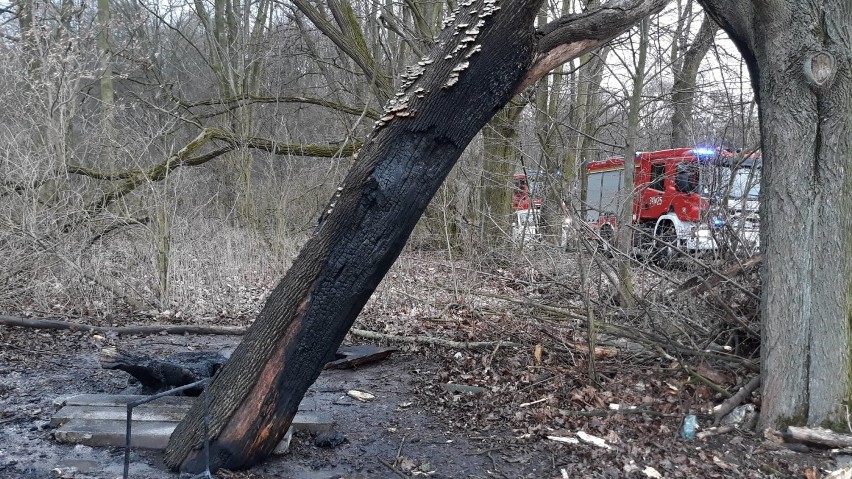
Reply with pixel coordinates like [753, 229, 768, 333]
[55, 420, 179, 449]
[52, 394, 331, 449]
[325, 345, 395, 369]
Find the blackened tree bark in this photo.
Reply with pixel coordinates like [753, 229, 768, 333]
[164, 0, 540, 471]
[164, 0, 669, 472]
[698, 0, 851, 427]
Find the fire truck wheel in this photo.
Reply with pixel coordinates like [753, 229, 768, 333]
[653, 224, 678, 268]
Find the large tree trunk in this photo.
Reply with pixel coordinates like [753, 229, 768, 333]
[164, 0, 542, 471]
[700, 0, 851, 427]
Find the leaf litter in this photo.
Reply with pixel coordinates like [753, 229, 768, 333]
[0, 251, 845, 478]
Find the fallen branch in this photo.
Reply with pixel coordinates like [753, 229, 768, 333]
[783, 426, 852, 448]
[471, 291, 587, 321]
[0, 315, 246, 336]
[585, 319, 759, 372]
[378, 458, 409, 479]
[487, 293, 759, 371]
[713, 375, 761, 425]
[682, 363, 733, 399]
[678, 254, 763, 295]
[349, 328, 519, 350]
[559, 407, 677, 418]
[697, 425, 734, 439]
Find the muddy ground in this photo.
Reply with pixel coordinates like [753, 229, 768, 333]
[0, 254, 848, 478]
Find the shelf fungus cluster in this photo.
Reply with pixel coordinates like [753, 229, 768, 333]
[315, 184, 345, 231]
[373, 61, 430, 128]
[372, 0, 501, 127]
[374, 93, 416, 129]
[441, 0, 499, 89]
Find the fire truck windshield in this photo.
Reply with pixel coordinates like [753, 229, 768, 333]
[726, 167, 760, 200]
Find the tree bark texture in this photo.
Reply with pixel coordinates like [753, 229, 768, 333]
[700, 0, 852, 427]
[615, 17, 648, 308]
[480, 100, 525, 245]
[164, 0, 670, 471]
[164, 0, 542, 471]
[669, 13, 716, 148]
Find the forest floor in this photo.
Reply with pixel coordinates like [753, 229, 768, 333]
[0, 252, 848, 478]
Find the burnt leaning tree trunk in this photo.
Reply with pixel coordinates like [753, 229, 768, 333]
[164, 0, 541, 471]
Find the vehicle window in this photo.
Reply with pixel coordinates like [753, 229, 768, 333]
[675, 163, 699, 193]
[649, 163, 665, 191]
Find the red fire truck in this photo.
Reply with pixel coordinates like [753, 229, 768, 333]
[511, 170, 572, 245]
[512, 147, 760, 258]
[585, 147, 760, 260]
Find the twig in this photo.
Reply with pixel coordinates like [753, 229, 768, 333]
[700, 283, 760, 338]
[476, 292, 760, 371]
[468, 292, 587, 321]
[519, 397, 548, 407]
[349, 328, 520, 350]
[576, 233, 599, 386]
[681, 363, 732, 398]
[713, 375, 761, 425]
[396, 434, 407, 462]
[378, 458, 409, 479]
[626, 224, 761, 302]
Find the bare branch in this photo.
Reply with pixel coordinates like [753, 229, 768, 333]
[177, 94, 380, 120]
[517, 0, 670, 92]
[67, 129, 361, 221]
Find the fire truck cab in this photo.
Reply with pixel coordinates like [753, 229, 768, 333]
[511, 170, 573, 245]
[585, 147, 760, 260]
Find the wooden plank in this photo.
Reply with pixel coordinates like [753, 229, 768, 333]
[55, 394, 314, 411]
[53, 411, 333, 449]
[325, 345, 395, 369]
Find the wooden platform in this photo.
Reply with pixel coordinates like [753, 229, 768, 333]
[52, 394, 331, 449]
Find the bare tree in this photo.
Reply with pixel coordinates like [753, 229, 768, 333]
[669, 12, 717, 147]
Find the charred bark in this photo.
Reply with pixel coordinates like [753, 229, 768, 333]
[100, 349, 226, 395]
[164, 0, 541, 471]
